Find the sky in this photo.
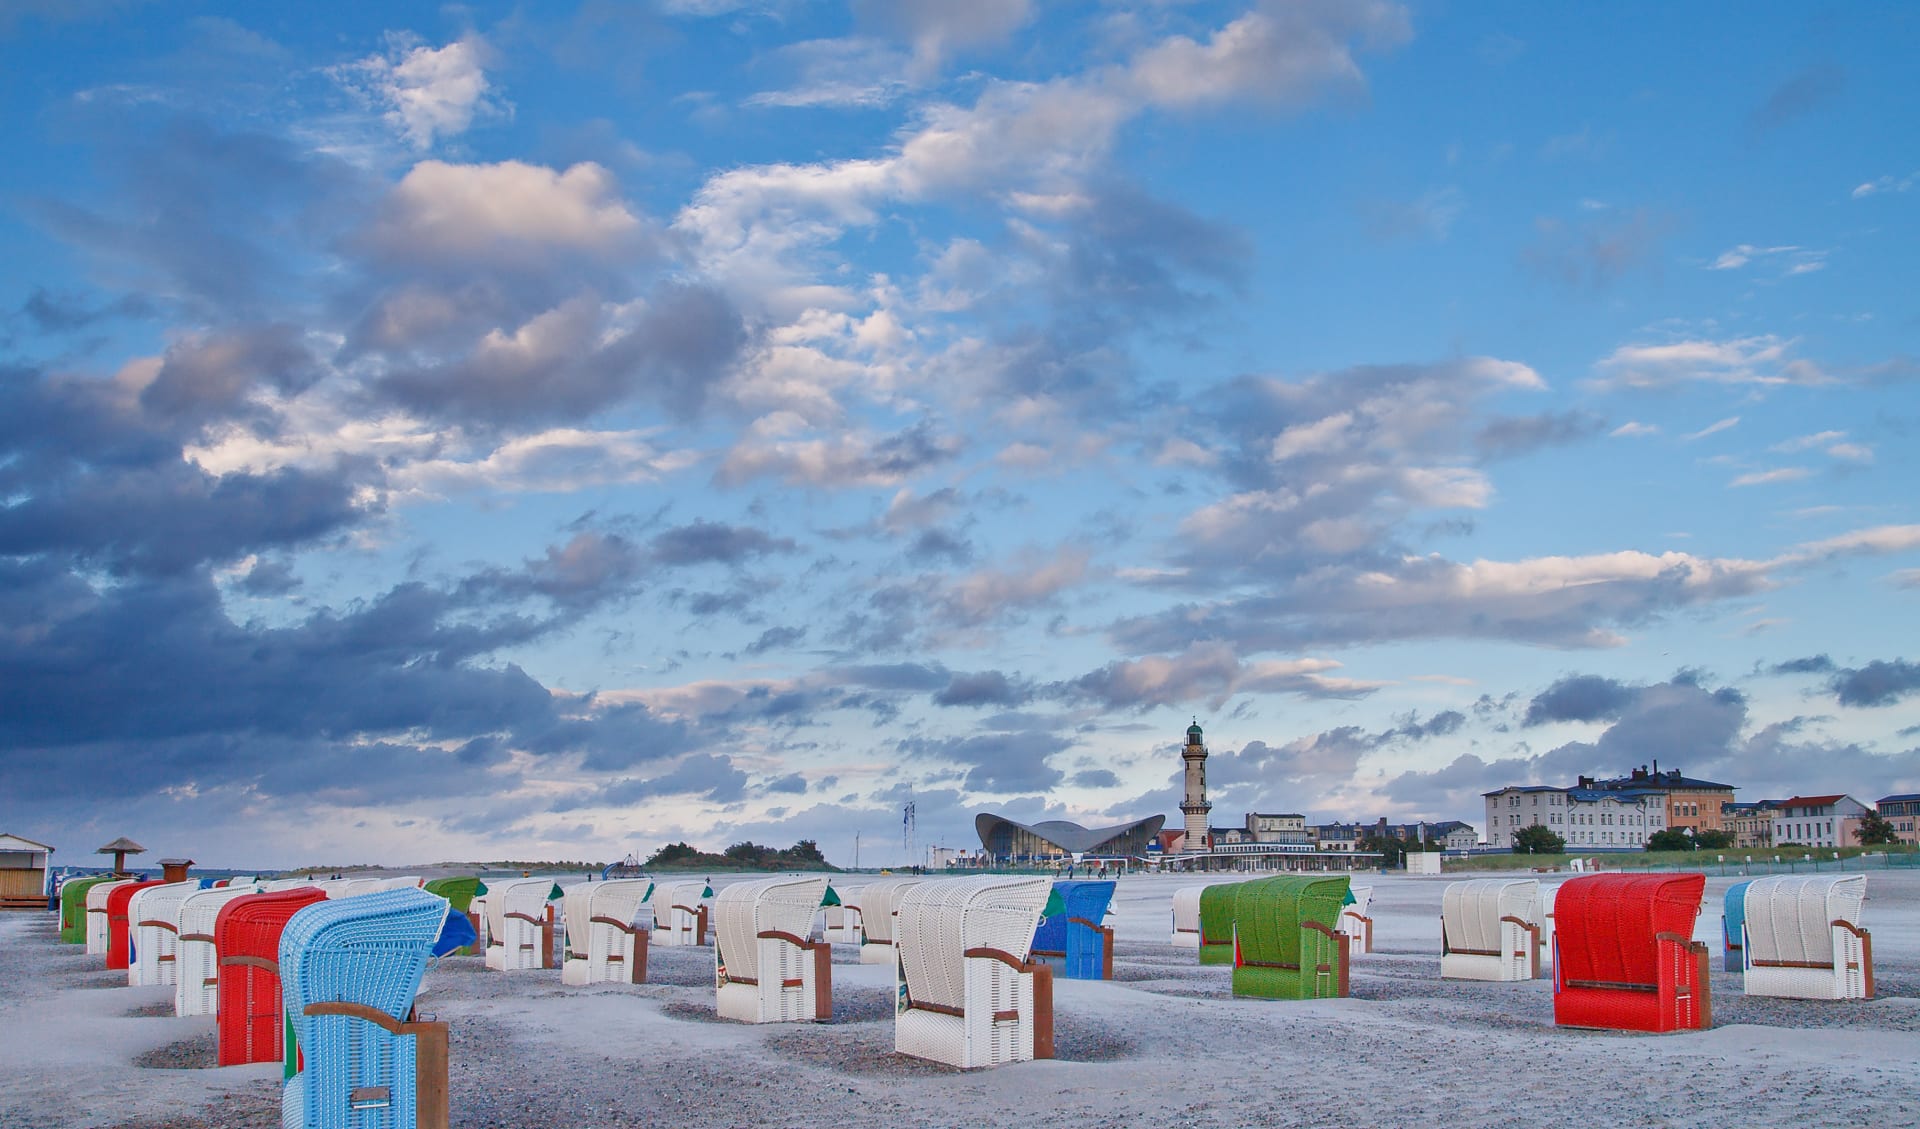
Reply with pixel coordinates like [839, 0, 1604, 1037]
[2, 0, 1918, 870]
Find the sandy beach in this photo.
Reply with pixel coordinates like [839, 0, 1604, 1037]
[5, 869, 1918, 1129]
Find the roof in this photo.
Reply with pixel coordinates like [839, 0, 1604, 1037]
[1247, 812, 1304, 819]
[1481, 785, 1565, 796]
[1591, 773, 1737, 792]
[1567, 787, 1664, 803]
[1724, 800, 1783, 812]
[0, 833, 53, 852]
[975, 812, 1167, 855]
[1877, 794, 1920, 804]
[96, 837, 146, 854]
[1779, 795, 1849, 808]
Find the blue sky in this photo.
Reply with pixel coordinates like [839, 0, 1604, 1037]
[2, 0, 1917, 869]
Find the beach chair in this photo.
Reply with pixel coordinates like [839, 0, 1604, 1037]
[852, 877, 921, 964]
[175, 884, 263, 1017]
[279, 886, 451, 1129]
[561, 878, 654, 986]
[215, 887, 329, 1066]
[104, 880, 166, 971]
[714, 875, 832, 1023]
[1197, 882, 1242, 965]
[1340, 885, 1375, 957]
[894, 876, 1055, 1068]
[1722, 880, 1752, 972]
[85, 879, 135, 956]
[337, 876, 425, 898]
[422, 878, 486, 957]
[1032, 880, 1115, 980]
[1440, 878, 1542, 981]
[58, 876, 115, 944]
[823, 884, 865, 944]
[265, 877, 321, 892]
[1170, 885, 1205, 948]
[485, 877, 561, 971]
[128, 880, 206, 986]
[652, 880, 712, 947]
[1552, 873, 1709, 1033]
[1230, 874, 1351, 1000]
[1741, 874, 1872, 1000]
[1540, 883, 1559, 967]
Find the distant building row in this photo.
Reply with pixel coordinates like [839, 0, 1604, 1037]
[1485, 763, 1920, 850]
[1157, 812, 1479, 855]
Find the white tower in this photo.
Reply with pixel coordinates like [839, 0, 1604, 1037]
[1179, 720, 1211, 853]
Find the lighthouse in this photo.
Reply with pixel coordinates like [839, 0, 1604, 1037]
[1179, 720, 1211, 854]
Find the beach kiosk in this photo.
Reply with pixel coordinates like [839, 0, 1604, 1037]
[0, 833, 54, 910]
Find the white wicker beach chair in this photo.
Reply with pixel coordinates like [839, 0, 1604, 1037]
[263, 877, 318, 892]
[174, 884, 262, 1017]
[562, 878, 655, 986]
[823, 884, 865, 944]
[855, 877, 922, 964]
[1742, 874, 1872, 1000]
[1539, 883, 1559, 966]
[84, 879, 135, 956]
[128, 881, 204, 987]
[653, 880, 711, 946]
[485, 877, 560, 971]
[714, 875, 831, 1023]
[1169, 885, 1206, 948]
[1440, 878, 1542, 981]
[337, 876, 424, 897]
[1339, 885, 1375, 957]
[894, 875, 1054, 1069]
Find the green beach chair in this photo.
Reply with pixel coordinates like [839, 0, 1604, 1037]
[1231, 874, 1352, 1000]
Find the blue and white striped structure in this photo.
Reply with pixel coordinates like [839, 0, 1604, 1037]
[1032, 881, 1115, 980]
[279, 886, 449, 1129]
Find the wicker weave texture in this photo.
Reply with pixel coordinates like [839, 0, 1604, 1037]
[104, 881, 166, 971]
[894, 875, 1049, 1068]
[129, 881, 205, 987]
[216, 888, 329, 1066]
[1722, 880, 1752, 972]
[483, 878, 555, 972]
[1169, 885, 1205, 948]
[653, 881, 710, 947]
[1033, 881, 1114, 980]
[1230, 875, 1351, 1000]
[1196, 882, 1243, 965]
[175, 885, 262, 1017]
[59, 876, 115, 944]
[1340, 885, 1375, 957]
[561, 878, 653, 985]
[823, 885, 865, 944]
[854, 878, 922, 963]
[1742, 874, 1870, 1000]
[1551, 873, 1708, 1032]
[85, 879, 135, 955]
[279, 887, 449, 1129]
[1439, 879, 1539, 982]
[713, 876, 828, 1023]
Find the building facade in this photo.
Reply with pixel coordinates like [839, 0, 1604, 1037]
[974, 814, 1166, 865]
[1484, 785, 1668, 850]
[1584, 767, 1737, 835]
[1878, 794, 1920, 845]
[1724, 801, 1780, 848]
[1771, 796, 1869, 848]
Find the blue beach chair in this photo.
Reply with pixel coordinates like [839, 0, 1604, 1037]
[1723, 880, 1752, 972]
[279, 886, 452, 1129]
[1032, 880, 1116, 980]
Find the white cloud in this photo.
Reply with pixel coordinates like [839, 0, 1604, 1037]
[943, 545, 1091, 624]
[1771, 429, 1846, 452]
[371, 160, 644, 259]
[1127, 3, 1411, 111]
[1594, 336, 1828, 389]
[1684, 416, 1740, 441]
[339, 34, 508, 150]
[1852, 172, 1917, 198]
[1609, 421, 1659, 438]
[1729, 467, 1811, 488]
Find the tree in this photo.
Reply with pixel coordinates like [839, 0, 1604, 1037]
[1693, 829, 1735, 849]
[1512, 825, 1565, 854]
[1360, 834, 1407, 869]
[782, 839, 828, 865]
[645, 842, 700, 867]
[1855, 812, 1902, 846]
[1646, 829, 1693, 851]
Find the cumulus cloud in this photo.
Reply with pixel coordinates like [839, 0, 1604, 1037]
[368, 160, 646, 262]
[1059, 642, 1381, 711]
[338, 34, 509, 150]
[1594, 336, 1828, 389]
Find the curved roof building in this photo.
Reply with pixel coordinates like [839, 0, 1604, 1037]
[975, 813, 1166, 862]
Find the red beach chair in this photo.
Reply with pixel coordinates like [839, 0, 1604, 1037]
[1552, 873, 1710, 1033]
[103, 880, 165, 971]
[214, 887, 327, 1066]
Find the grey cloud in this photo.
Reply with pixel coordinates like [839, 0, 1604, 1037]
[743, 625, 807, 655]
[1524, 675, 1635, 725]
[14, 288, 155, 334]
[898, 730, 1069, 794]
[934, 670, 1031, 709]
[1475, 410, 1606, 460]
[140, 324, 318, 421]
[1069, 769, 1120, 789]
[1386, 710, 1466, 741]
[1750, 63, 1845, 132]
[552, 753, 748, 811]
[236, 558, 301, 596]
[1770, 654, 1837, 675]
[907, 528, 973, 564]
[648, 520, 797, 566]
[1520, 208, 1671, 290]
[765, 773, 809, 795]
[1830, 660, 1920, 708]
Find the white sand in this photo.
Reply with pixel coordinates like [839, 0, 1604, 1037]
[5, 868, 1918, 1128]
